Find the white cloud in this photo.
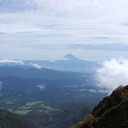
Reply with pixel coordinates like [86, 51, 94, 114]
[1, 0, 128, 60]
[0, 59, 24, 65]
[1, 0, 128, 34]
[36, 84, 45, 90]
[89, 89, 96, 93]
[96, 58, 128, 93]
[30, 63, 42, 69]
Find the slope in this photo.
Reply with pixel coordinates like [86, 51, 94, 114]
[0, 109, 40, 128]
[71, 85, 128, 128]
[22, 107, 90, 128]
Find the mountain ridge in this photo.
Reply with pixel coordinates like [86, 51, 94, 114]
[0, 54, 98, 72]
[0, 109, 40, 128]
[71, 85, 128, 128]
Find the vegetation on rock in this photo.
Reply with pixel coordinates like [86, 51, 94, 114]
[71, 85, 128, 128]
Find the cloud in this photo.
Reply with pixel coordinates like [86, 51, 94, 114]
[30, 63, 42, 69]
[89, 89, 96, 93]
[70, 43, 128, 51]
[96, 58, 128, 93]
[0, 59, 24, 65]
[36, 84, 45, 90]
[1, 1, 128, 60]
[1, 0, 128, 34]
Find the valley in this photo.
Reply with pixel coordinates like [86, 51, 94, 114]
[0, 65, 107, 128]
[0, 55, 107, 128]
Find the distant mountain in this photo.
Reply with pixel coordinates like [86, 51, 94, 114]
[0, 65, 84, 80]
[22, 53, 98, 72]
[0, 109, 40, 128]
[0, 54, 99, 72]
[65, 54, 80, 61]
[71, 85, 128, 128]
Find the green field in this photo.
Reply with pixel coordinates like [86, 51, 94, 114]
[14, 110, 32, 114]
[26, 101, 44, 106]
[43, 106, 59, 111]
[4, 100, 13, 104]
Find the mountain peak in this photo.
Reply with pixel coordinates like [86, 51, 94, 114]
[65, 54, 79, 60]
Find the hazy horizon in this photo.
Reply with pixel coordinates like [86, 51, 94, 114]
[1, 0, 128, 92]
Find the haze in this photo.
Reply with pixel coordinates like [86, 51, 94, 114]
[1, 0, 128, 92]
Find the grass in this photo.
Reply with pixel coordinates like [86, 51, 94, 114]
[8, 109, 31, 115]
[4, 100, 13, 104]
[43, 106, 59, 111]
[14, 110, 31, 114]
[18, 106, 31, 109]
[26, 101, 44, 106]
[8, 109, 13, 112]
[0, 94, 3, 97]
[37, 110, 43, 112]
[6, 100, 59, 115]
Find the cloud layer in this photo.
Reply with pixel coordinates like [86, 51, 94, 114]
[0, 59, 24, 65]
[1, 0, 128, 60]
[30, 63, 43, 69]
[96, 58, 128, 93]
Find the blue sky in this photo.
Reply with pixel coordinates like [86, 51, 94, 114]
[1, 0, 128, 61]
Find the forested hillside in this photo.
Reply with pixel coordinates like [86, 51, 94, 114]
[71, 85, 128, 128]
[0, 109, 40, 128]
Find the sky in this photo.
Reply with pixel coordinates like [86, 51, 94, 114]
[1, 0, 128, 60]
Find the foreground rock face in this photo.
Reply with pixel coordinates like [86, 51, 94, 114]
[71, 85, 128, 128]
[0, 109, 39, 128]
